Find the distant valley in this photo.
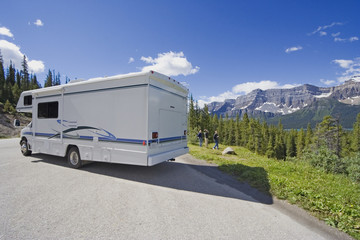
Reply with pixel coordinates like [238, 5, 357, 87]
[207, 77, 360, 128]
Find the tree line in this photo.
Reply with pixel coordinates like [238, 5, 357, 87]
[0, 50, 66, 112]
[188, 95, 360, 182]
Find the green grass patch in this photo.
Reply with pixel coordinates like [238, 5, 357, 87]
[189, 144, 360, 239]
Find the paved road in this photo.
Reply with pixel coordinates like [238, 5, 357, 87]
[0, 138, 352, 240]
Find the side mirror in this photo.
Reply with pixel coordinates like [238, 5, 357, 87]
[13, 119, 20, 127]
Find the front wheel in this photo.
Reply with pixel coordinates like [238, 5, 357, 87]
[67, 147, 82, 169]
[20, 139, 32, 156]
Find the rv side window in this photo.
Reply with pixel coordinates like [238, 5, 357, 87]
[38, 102, 59, 119]
[24, 95, 32, 106]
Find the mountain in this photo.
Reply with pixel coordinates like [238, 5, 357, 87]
[207, 78, 360, 128]
[267, 98, 360, 129]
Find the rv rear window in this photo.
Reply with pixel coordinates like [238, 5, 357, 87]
[38, 102, 59, 119]
[24, 95, 32, 106]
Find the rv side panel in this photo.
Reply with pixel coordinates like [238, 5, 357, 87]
[62, 83, 149, 165]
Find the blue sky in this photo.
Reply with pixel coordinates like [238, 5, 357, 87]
[0, 0, 359, 106]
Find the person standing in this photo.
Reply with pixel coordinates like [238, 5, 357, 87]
[204, 129, 209, 148]
[197, 130, 203, 147]
[213, 130, 219, 149]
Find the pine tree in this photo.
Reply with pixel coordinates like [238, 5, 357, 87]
[261, 122, 270, 155]
[218, 115, 224, 144]
[351, 113, 360, 152]
[266, 131, 275, 158]
[4, 82, 14, 104]
[315, 115, 342, 157]
[227, 118, 235, 145]
[305, 123, 313, 149]
[30, 74, 41, 89]
[254, 119, 263, 154]
[235, 114, 241, 146]
[286, 129, 297, 158]
[6, 61, 16, 87]
[21, 55, 30, 91]
[0, 50, 5, 103]
[53, 71, 61, 85]
[188, 94, 198, 143]
[16, 71, 21, 89]
[210, 114, 219, 142]
[273, 120, 286, 159]
[12, 83, 21, 104]
[296, 128, 305, 157]
[201, 104, 211, 132]
[44, 69, 53, 87]
[241, 112, 250, 146]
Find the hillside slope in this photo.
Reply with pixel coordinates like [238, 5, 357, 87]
[266, 98, 360, 129]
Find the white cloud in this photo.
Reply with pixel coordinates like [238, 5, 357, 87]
[0, 40, 45, 73]
[319, 31, 327, 36]
[140, 51, 199, 77]
[333, 59, 354, 69]
[0, 27, 13, 38]
[232, 80, 299, 94]
[34, 19, 44, 27]
[334, 37, 346, 42]
[28, 60, 45, 72]
[128, 57, 134, 63]
[349, 36, 359, 42]
[285, 46, 303, 53]
[198, 91, 239, 108]
[180, 81, 190, 89]
[310, 22, 343, 35]
[333, 58, 360, 82]
[320, 79, 336, 86]
[198, 80, 300, 107]
[332, 32, 341, 37]
[334, 36, 359, 42]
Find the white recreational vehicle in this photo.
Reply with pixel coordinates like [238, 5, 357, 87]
[16, 71, 189, 168]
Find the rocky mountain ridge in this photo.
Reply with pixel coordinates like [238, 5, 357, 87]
[208, 78, 360, 119]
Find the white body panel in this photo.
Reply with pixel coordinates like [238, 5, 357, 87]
[16, 71, 189, 166]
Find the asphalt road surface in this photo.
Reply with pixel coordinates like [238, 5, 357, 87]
[0, 138, 352, 240]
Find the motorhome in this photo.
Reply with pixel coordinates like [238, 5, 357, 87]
[16, 71, 189, 168]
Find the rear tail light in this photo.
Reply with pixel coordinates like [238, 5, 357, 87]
[152, 132, 158, 139]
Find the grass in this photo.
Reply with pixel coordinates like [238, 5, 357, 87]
[189, 143, 360, 239]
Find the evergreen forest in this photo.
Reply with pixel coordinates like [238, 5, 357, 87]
[0, 50, 64, 113]
[188, 95, 360, 183]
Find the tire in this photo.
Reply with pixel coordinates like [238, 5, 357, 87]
[20, 139, 32, 156]
[67, 147, 82, 169]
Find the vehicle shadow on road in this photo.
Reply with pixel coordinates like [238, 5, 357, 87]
[30, 154, 273, 205]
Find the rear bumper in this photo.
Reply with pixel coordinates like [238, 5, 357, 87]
[147, 147, 189, 166]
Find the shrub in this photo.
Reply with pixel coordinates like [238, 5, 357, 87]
[4, 100, 15, 114]
[302, 147, 348, 174]
[344, 153, 360, 182]
[188, 130, 199, 145]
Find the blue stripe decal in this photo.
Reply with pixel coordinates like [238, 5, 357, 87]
[17, 106, 33, 110]
[79, 135, 94, 140]
[35, 132, 54, 137]
[115, 138, 144, 144]
[32, 132, 186, 144]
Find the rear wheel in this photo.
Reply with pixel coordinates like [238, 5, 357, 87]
[67, 147, 82, 169]
[20, 139, 32, 156]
